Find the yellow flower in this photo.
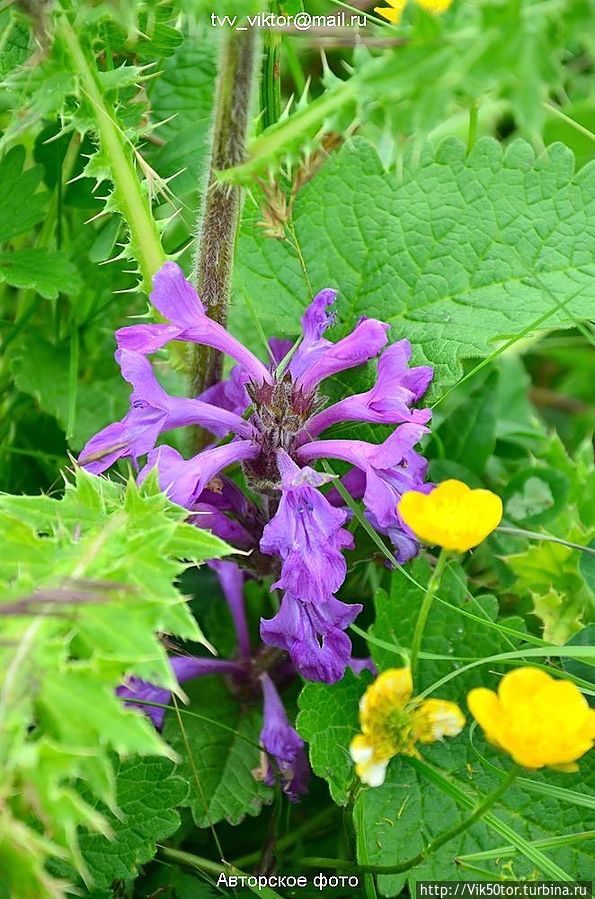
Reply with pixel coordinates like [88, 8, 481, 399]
[468, 668, 595, 772]
[398, 479, 503, 552]
[374, 0, 407, 23]
[375, 0, 452, 25]
[350, 668, 465, 786]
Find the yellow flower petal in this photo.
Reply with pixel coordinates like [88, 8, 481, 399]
[352, 668, 464, 786]
[413, 698, 465, 743]
[374, 0, 407, 23]
[468, 668, 595, 771]
[415, 0, 453, 13]
[399, 479, 503, 552]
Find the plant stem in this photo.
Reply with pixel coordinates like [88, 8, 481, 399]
[467, 102, 478, 154]
[260, 7, 281, 131]
[299, 768, 519, 874]
[410, 548, 450, 683]
[58, 14, 165, 291]
[190, 28, 258, 400]
[497, 526, 595, 557]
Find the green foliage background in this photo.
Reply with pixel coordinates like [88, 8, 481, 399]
[0, 1, 594, 897]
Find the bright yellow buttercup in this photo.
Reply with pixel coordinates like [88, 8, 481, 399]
[350, 668, 465, 786]
[398, 479, 503, 552]
[375, 0, 452, 25]
[468, 668, 595, 771]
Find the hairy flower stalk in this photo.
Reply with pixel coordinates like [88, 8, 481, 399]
[191, 27, 258, 400]
[80, 262, 433, 683]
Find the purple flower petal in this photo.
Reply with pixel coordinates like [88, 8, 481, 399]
[260, 451, 352, 603]
[79, 350, 254, 473]
[139, 440, 259, 509]
[117, 655, 243, 729]
[259, 673, 310, 801]
[301, 340, 432, 440]
[349, 657, 378, 676]
[190, 504, 255, 549]
[298, 423, 429, 558]
[197, 365, 251, 431]
[151, 260, 206, 324]
[296, 317, 390, 394]
[117, 263, 271, 385]
[288, 288, 337, 380]
[260, 594, 362, 684]
[209, 560, 251, 658]
[268, 337, 294, 367]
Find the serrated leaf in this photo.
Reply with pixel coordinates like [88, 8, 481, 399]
[297, 669, 373, 806]
[0, 248, 81, 299]
[164, 676, 273, 827]
[234, 138, 595, 391]
[356, 750, 593, 896]
[62, 757, 188, 890]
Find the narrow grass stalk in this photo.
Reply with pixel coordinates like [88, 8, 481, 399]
[410, 548, 450, 682]
[190, 28, 258, 400]
[300, 768, 519, 875]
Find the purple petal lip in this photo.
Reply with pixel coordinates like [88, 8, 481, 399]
[79, 349, 254, 473]
[259, 451, 352, 604]
[298, 340, 433, 441]
[116, 263, 272, 386]
[260, 594, 362, 684]
[295, 317, 390, 394]
[138, 440, 259, 509]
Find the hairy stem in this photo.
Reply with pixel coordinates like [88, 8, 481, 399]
[58, 14, 165, 291]
[190, 28, 258, 399]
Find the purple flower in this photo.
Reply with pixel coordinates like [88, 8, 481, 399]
[82, 262, 433, 684]
[117, 655, 244, 729]
[258, 674, 310, 801]
[79, 350, 254, 473]
[298, 423, 430, 562]
[260, 451, 353, 603]
[349, 657, 378, 676]
[116, 262, 272, 386]
[209, 560, 251, 658]
[300, 341, 432, 441]
[261, 594, 362, 684]
[138, 440, 259, 508]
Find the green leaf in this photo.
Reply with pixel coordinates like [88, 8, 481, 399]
[0, 469, 233, 895]
[234, 138, 595, 391]
[0, 146, 48, 241]
[164, 676, 274, 827]
[355, 750, 593, 896]
[297, 669, 373, 806]
[0, 248, 81, 299]
[63, 757, 188, 890]
[504, 468, 570, 527]
[9, 335, 129, 449]
[437, 370, 499, 475]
